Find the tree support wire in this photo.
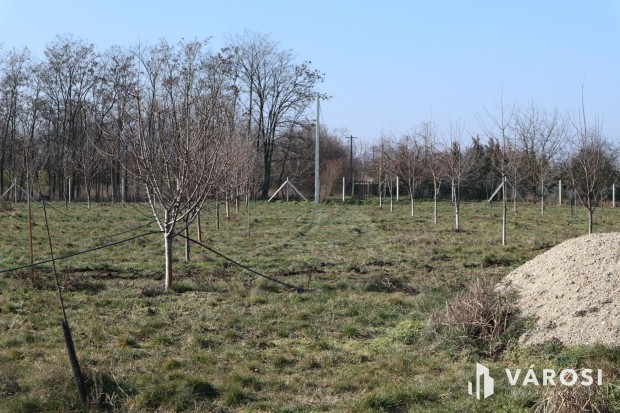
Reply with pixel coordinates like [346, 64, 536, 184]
[0, 229, 304, 293]
[0, 231, 161, 275]
[176, 232, 307, 293]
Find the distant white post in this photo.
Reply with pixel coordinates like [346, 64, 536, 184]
[613, 183, 616, 208]
[342, 177, 345, 202]
[68, 178, 72, 203]
[558, 179, 562, 205]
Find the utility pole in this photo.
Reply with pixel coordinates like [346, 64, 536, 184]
[344, 135, 357, 196]
[315, 93, 320, 203]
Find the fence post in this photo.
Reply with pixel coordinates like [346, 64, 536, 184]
[396, 176, 399, 202]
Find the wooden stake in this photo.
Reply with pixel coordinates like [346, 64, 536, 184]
[184, 225, 190, 262]
[61, 320, 87, 405]
[27, 181, 35, 285]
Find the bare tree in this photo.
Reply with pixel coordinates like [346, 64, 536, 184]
[38, 35, 100, 203]
[0, 47, 33, 196]
[444, 120, 476, 231]
[395, 130, 423, 216]
[477, 98, 513, 244]
[514, 104, 567, 215]
[505, 138, 524, 212]
[115, 39, 232, 290]
[421, 120, 443, 224]
[229, 31, 325, 198]
[567, 97, 618, 234]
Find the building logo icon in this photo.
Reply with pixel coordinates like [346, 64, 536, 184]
[468, 363, 494, 399]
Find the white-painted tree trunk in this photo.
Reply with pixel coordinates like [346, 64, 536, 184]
[502, 176, 507, 245]
[433, 184, 438, 225]
[164, 209, 173, 291]
[540, 179, 545, 215]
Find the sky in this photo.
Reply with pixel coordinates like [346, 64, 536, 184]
[1, 0, 620, 145]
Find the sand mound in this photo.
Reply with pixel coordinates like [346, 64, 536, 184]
[500, 233, 620, 346]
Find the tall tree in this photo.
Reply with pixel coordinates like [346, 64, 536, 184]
[38, 35, 99, 202]
[229, 31, 325, 198]
[0, 47, 33, 196]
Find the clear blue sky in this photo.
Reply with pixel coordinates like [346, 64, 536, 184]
[1, 0, 619, 144]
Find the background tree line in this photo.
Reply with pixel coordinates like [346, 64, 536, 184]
[351, 102, 617, 234]
[0, 33, 617, 229]
[0, 32, 330, 205]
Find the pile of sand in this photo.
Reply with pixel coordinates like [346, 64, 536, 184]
[500, 233, 620, 346]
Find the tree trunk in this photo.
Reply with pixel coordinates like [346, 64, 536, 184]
[261, 147, 272, 198]
[540, 178, 545, 215]
[433, 183, 438, 225]
[512, 177, 517, 212]
[164, 232, 173, 291]
[588, 208, 593, 235]
[502, 176, 507, 245]
[455, 198, 460, 231]
[410, 179, 415, 217]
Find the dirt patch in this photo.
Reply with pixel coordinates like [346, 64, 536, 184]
[499, 233, 620, 346]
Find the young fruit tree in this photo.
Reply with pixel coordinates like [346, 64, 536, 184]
[395, 131, 422, 217]
[116, 39, 233, 290]
[514, 104, 567, 215]
[444, 120, 476, 231]
[420, 120, 443, 224]
[567, 101, 618, 235]
[477, 98, 513, 244]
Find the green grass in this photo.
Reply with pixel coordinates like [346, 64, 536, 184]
[1, 199, 620, 411]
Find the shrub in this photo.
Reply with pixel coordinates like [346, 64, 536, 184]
[440, 276, 522, 357]
[532, 379, 612, 413]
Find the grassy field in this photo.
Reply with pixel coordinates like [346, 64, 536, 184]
[1, 198, 620, 412]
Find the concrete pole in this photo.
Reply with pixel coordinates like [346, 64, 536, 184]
[314, 93, 320, 203]
[396, 176, 399, 202]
